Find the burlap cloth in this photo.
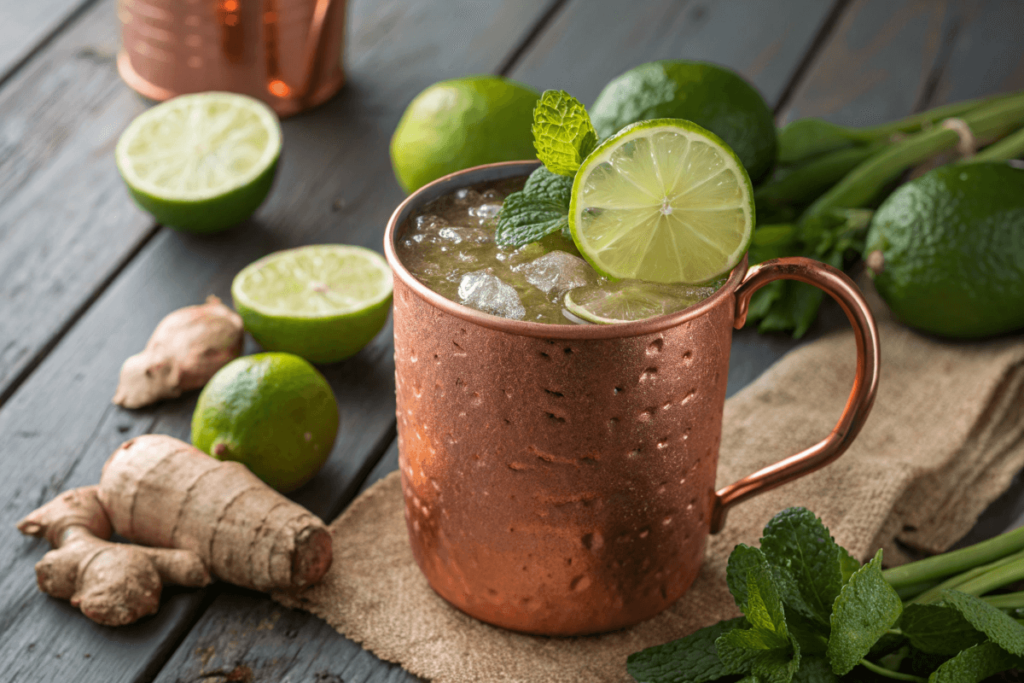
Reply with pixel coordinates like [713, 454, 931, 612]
[275, 284, 1024, 682]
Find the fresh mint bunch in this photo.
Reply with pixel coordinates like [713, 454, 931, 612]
[627, 507, 1024, 683]
[496, 89, 596, 246]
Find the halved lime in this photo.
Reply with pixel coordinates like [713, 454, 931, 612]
[564, 280, 718, 324]
[232, 245, 393, 363]
[569, 118, 754, 284]
[116, 92, 282, 234]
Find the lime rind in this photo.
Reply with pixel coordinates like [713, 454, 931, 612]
[564, 280, 717, 324]
[569, 118, 754, 284]
[116, 92, 282, 203]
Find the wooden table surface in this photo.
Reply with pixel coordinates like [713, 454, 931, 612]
[1, 1, 1023, 681]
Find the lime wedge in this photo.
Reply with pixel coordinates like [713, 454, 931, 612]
[564, 280, 718, 324]
[116, 92, 282, 234]
[232, 245, 393, 363]
[569, 118, 754, 284]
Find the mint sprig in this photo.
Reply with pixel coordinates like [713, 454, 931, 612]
[628, 506, 1024, 683]
[494, 166, 573, 246]
[532, 90, 597, 176]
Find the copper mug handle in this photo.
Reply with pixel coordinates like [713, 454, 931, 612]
[709, 257, 881, 532]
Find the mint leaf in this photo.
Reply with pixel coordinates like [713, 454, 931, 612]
[726, 544, 766, 613]
[826, 549, 903, 675]
[494, 166, 573, 246]
[717, 561, 802, 683]
[928, 641, 1024, 683]
[898, 603, 985, 655]
[941, 589, 1024, 656]
[792, 656, 837, 683]
[626, 617, 747, 683]
[837, 547, 861, 585]
[760, 507, 845, 626]
[532, 90, 597, 176]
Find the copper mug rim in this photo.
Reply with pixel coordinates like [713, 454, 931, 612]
[383, 160, 749, 341]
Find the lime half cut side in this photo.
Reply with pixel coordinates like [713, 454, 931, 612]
[564, 280, 720, 324]
[116, 92, 282, 233]
[232, 245, 394, 363]
[569, 118, 754, 284]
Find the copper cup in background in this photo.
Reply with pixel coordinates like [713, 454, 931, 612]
[384, 161, 881, 636]
[118, 0, 345, 117]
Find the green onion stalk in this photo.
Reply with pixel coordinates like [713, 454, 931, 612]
[884, 525, 1024, 610]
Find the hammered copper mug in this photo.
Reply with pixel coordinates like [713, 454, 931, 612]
[118, 0, 345, 117]
[384, 160, 880, 636]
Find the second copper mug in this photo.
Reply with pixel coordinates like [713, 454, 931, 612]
[118, 0, 345, 117]
[384, 161, 881, 636]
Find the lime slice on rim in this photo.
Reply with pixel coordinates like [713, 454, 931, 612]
[116, 92, 281, 234]
[564, 280, 719, 324]
[569, 118, 754, 284]
[232, 245, 394, 363]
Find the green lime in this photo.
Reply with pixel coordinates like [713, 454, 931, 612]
[116, 92, 281, 234]
[564, 280, 719, 324]
[569, 118, 754, 284]
[590, 61, 777, 182]
[192, 353, 339, 492]
[865, 163, 1024, 338]
[232, 245, 393, 363]
[390, 75, 539, 193]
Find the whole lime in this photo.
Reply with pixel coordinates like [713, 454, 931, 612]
[390, 75, 540, 193]
[865, 163, 1024, 338]
[590, 61, 777, 182]
[192, 353, 340, 492]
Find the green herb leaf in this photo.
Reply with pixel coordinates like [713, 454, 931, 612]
[786, 609, 829, 656]
[837, 547, 861, 585]
[941, 589, 1024, 656]
[898, 603, 985, 655]
[727, 544, 768, 613]
[760, 507, 845, 626]
[494, 166, 574, 247]
[928, 641, 1024, 683]
[776, 119, 865, 165]
[792, 656, 838, 683]
[826, 549, 903, 675]
[717, 561, 802, 683]
[532, 90, 597, 176]
[625, 617, 747, 683]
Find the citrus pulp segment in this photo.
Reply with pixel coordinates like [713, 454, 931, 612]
[564, 280, 720, 324]
[116, 92, 281, 233]
[569, 119, 754, 285]
[232, 245, 394, 363]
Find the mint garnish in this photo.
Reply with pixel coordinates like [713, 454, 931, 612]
[494, 166, 573, 246]
[625, 617, 747, 683]
[898, 603, 984, 655]
[531, 89, 597, 176]
[929, 641, 1024, 683]
[940, 589, 1024, 656]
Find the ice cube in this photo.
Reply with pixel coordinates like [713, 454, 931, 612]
[458, 269, 525, 320]
[438, 226, 491, 244]
[520, 251, 596, 299]
[469, 203, 501, 219]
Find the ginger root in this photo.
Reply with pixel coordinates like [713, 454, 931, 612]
[113, 295, 243, 409]
[17, 435, 332, 626]
[17, 486, 210, 626]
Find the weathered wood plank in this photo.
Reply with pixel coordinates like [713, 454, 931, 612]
[778, 0, 957, 126]
[511, 0, 839, 107]
[921, 0, 1024, 105]
[0, 0, 155, 403]
[0, 0, 556, 681]
[0, 0, 91, 84]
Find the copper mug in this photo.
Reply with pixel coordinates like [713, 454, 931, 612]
[118, 0, 345, 117]
[384, 161, 881, 636]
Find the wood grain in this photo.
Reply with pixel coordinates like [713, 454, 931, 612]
[0, 0, 556, 681]
[0, 0, 92, 84]
[510, 0, 839, 106]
